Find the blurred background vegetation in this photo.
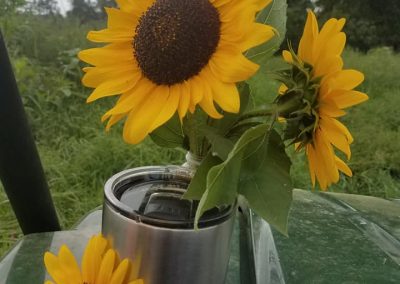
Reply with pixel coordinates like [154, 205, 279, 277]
[0, 0, 399, 255]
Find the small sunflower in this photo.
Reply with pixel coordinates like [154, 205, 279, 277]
[278, 11, 368, 190]
[44, 234, 143, 284]
[79, 0, 275, 144]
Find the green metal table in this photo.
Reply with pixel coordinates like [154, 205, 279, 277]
[1, 189, 399, 283]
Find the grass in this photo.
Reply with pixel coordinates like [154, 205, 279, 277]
[1, 14, 400, 256]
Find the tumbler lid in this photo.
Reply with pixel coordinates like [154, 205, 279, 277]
[104, 166, 234, 229]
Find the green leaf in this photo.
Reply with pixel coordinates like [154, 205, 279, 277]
[200, 125, 234, 160]
[150, 114, 185, 148]
[183, 152, 222, 200]
[238, 129, 293, 235]
[194, 124, 274, 225]
[247, 0, 288, 65]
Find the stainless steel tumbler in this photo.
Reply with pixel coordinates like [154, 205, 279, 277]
[102, 166, 235, 284]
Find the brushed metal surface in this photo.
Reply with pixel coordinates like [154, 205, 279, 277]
[102, 167, 235, 284]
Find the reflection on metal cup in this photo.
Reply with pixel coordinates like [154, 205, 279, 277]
[102, 166, 235, 284]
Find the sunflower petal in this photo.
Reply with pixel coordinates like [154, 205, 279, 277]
[330, 69, 365, 90]
[96, 250, 116, 284]
[86, 73, 140, 102]
[44, 252, 70, 284]
[198, 80, 223, 119]
[150, 86, 180, 131]
[78, 43, 133, 67]
[58, 245, 82, 283]
[123, 85, 169, 144]
[282, 50, 293, 63]
[178, 82, 191, 119]
[298, 10, 319, 64]
[110, 259, 130, 284]
[105, 113, 127, 131]
[102, 78, 155, 116]
[205, 68, 240, 113]
[327, 90, 369, 109]
[210, 45, 259, 83]
[82, 64, 139, 88]
[105, 7, 138, 29]
[335, 156, 353, 177]
[128, 280, 144, 284]
[320, 116, 351, 159]
[240, 23, 275, 51]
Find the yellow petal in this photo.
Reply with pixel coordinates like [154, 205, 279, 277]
[189, 76, 205, 108]
[78, 43, 133, 67]
[330, 69, 365, 90]
[314, 18, 346, 59]
[319, 100, 346, 118]
[82, 64, 139, 88]
[314, 130, 339, 189]
[314, 55, 343, 78]
[110, 259, 130, 284]
[128, 280, 144, 284]
[278, 84, 288, 95]
[86, 73, 140, 103]
[102, 78, 155, 117]
[178, 82, 190, 119]
[240, 23, 275, 52]
[96, 250, 116, 284]
[105, 113, 127, 131]
[105, 7, 138, 30]
[116, 0, 153, 17]
[324, 32, 346, 57]
[210, 45, 259, 83]
[335, 156, 353, 177]
[204, 68, 240, 113]
[320, 115, 353, 143]
[58, 245, 82, 283]
[44, 252, 70, 284]
[320, 116, 351, 159]
[82, 235, 108, 284]
[150, 86, 180, 131]
[298, 10, 319, 64]
[282, 50, 293, 63]
[87, 28, 134, 43]
[198, 81, 223, 119]
[123, 85, 169, 144]
[327, 90, 368, 109]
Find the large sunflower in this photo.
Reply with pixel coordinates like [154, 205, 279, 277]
[44, 234, 143, 284]
[79, 0, 274, 144]
[280, 11, 368, 190]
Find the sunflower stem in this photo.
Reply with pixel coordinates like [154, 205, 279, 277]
[185, 113, 203, 158]
[239, 104, 278, 123]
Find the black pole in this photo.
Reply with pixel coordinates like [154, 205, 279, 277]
[0, 31, 60, 234]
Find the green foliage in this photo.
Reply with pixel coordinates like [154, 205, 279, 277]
[0, 0, 399, 256]
[192, 124, 293, 234]
[315, 0, 400, 52]
[150, 114, 185, 149]
[285, 0, 314, 51]
[247, 0, 288, 65]
[238, 129, 292, 235]
[0, 0, 26, 16]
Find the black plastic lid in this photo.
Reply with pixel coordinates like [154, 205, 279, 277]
[104, 166, 234, 229]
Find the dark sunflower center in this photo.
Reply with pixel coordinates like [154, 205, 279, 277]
[133, 0, 221, 85]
